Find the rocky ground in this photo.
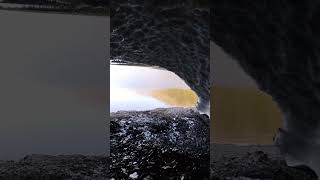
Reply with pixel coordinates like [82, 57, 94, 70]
[211, 144, 318, 180]
[109, 108, 210, 179]
[0, 154, 109, 180]
[0, 108, 318, 179]
[109, 108, 317, 179]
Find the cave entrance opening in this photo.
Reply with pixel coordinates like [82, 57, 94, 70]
[110, 63, 198, 112]
[211, 42, 283, 145]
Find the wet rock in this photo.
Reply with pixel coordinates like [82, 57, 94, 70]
[109, 108, 210, 179]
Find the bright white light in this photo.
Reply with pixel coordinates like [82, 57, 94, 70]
[110, 65, 190, 90]
[110, 64, 191, 112]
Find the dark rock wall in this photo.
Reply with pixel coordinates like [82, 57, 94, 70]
[211, 0, 320, 172]
[110, 0, 210, 112]
[110, 0, 320, 175]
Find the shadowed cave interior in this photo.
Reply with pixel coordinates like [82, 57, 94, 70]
[211, 0, 320, 178]
[4, 0, 319, 179]
[110, 0, 320, 179]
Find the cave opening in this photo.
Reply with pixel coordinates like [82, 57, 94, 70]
[110, 62, 199, 112]
[110, 62, 210, 179]
[212, 42, 283, 145]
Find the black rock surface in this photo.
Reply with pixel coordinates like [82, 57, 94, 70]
[109, 108, 317, 179]
[110, 0, 210, 112]
[110, 0, 320, 173]
[211, 144, 318, 180]
[0, 107, 318, 179]
[211, 0, 320, 174]
[109, 108, 210, 179]
[0, 154, 109, 180]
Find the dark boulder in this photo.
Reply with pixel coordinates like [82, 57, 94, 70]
[109, 108, 210, 179]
